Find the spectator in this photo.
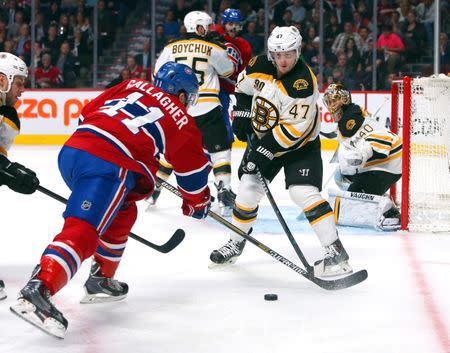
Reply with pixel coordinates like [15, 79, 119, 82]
[352, 10, 373, 32]
[241, 21, 264, 56]
[378, 0, 396, 25]
[125, 55, 143, 78]
[397, 0, 414, 24]
[56, 41, 77, 87]
[105, 67, 131, 88]
[14, 23, 31, 65]
[281, 9, 294, 27]
[171, 0, 189, 22]
[4, 0, 18, 29]
[344, 37, 361, 73]
[45, 2, 61, 28]
[439, 32, 450, 72]
[7, 10, 25, 40]
[390, 11, 403, 36]
[31, 41, 44, 68]
[332, 22, 363, 55]
[255, 8, 266, 34]
[57, 13, 72, 41]
[70, 28, 90, 77]
[3, 40, 15, 54]
[303, 36, 336, 74]
[40, 23, 62, 63]
[134, 40, 151, 70]
[358, 38, 385, 89]
[401, 10, 426, 62]
[358, 26, 371, 55]
[0, 28, 6, 52]
[286, 0, 307, 24]
[74, 11, 93, 45]
[324, 13, 343, 48]
[163, 10, 180, 39]
[336, 53, 357, 89]
[416, 0, 436, 46]
[334, 0, 353, 25]
[377, 24, 405, 74]
[35, 53, 63, 88]
[155, 24, 167, 54]
[272, 0, 289, 26]
[98, 0, 115, 51]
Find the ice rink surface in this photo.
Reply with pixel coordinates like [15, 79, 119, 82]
[0, 146, 449, 353]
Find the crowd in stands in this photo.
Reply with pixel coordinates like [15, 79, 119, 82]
[1, 0, 449, 90]
[0, 0, 134, 88]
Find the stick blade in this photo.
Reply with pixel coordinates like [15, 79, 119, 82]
[312, 269, 368, 290]
[158, 229, 185, 253]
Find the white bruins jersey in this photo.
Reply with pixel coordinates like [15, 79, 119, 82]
[235, 55, 320, 155]
[337, 103, 402, 174]
[0, 107, 20, 157]
[155, 34, 234, 117]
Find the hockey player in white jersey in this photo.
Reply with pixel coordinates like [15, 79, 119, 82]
[153, 11, 236, 216]
[323, 83, 402, 231]
[209, 26, 352, 278]
[0, 52, 40, 300]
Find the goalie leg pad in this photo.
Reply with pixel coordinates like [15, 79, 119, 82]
[329, 189, 400, 231]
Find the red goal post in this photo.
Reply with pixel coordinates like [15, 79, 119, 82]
[390, 75, 450, 232]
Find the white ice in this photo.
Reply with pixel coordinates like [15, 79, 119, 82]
[0, 146, 449, 353]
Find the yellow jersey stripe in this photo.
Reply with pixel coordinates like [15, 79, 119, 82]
[3, 118, 19, 131]
[365, 150, 402, 167]
[370, 142, 391, 150]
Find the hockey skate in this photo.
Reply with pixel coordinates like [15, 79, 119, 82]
[314, 239, 353, 278]
[216, 181, 236, 216]
[0, 279, 6, 300]
[145, 186, 162, 211]
[210, 239, 246, 266]
[10, 275, 68, 339]
[80, 261, 128, 304]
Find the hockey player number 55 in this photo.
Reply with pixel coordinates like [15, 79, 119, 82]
[100, 92, 165, 134]
[174, 57, 207, 86]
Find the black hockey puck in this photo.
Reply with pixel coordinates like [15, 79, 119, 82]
[264, 293, 278, 301]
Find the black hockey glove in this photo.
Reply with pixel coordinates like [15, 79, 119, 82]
[245, 133, 279, 177]
[0, 155, 40, 194]
[232, 93, 254, 142]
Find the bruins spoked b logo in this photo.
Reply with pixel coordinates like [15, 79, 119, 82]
[251, 96, 279, 132]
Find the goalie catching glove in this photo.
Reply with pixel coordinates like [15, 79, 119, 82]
[0, 155, 40, 194]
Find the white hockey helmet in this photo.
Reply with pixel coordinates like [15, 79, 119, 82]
[267, 26, 302, 62]
[184, 11, 213, 36]
[0, 52, 28, 95]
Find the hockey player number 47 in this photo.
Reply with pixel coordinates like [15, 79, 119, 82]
[100, 92, 165, 134]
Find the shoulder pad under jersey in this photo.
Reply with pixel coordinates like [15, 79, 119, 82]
[277, 59, 316, 99]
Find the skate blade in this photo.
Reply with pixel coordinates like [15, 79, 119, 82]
[208, 256, 239, 269]
[314, 262, 353, 278]
[10, 300, 66, 339]
[80, 292, 127, 304]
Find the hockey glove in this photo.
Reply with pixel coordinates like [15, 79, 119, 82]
[0, 155, 40, 194]
[245, 133, 278, 176]
[182, 189, 211, 220]
[232, 93, 253, 142]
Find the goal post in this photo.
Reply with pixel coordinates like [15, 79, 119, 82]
[390, 75, 450, 232]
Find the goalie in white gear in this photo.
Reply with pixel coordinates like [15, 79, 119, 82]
[323, 83, 402, 231]
[152, 11, 236, 216]
[210, 26, 353, 278]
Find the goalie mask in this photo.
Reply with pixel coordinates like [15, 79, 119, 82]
[184, 11, 213, 36]
[323, 83, 352, 119]
[267, 26, 302, 63]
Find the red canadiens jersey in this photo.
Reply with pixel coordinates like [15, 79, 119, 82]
[220, 32, 252, 94]
[65, 79, 210, 203]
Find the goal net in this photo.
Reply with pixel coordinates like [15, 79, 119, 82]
[390, 75, 450, 232]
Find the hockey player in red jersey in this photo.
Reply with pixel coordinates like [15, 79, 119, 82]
[10, 62, 211, 339]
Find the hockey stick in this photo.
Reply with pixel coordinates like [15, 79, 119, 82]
[36, 185, 185, 253]
[255, 171, 314, 273]
[157, 177, 368, 290]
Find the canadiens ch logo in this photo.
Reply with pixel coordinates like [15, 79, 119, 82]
[293, 79, 308, 90]
[346, 119, 356, 130]
[81, 200, 92, 211]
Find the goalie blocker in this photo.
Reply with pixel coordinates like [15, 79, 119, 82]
[328, 189, 400, 231]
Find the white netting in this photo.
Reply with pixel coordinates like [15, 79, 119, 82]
[396, 75, 450, 232]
